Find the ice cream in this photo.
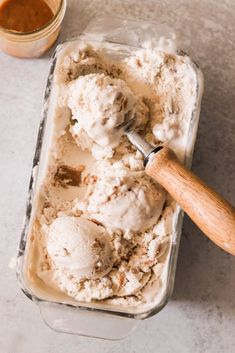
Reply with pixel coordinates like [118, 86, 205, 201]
[25, 40, 199, 309]
[47, 216, 113, 280]
[67, 73, 148, 159]
[77, 161, 166, 233]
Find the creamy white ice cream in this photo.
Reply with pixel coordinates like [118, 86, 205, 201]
[25, 41, 199, 308]
[47, 216, 113, 280]
[77, 161, 166, 233]
[67, 73, 148, 159]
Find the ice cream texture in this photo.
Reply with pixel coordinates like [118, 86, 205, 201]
[47, 216, 113, 280]
[25, 40, 198, 308]
[68, 73, 148, 159]
[77, 161, 166, 233]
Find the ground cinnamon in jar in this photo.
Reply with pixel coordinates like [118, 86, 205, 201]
[0, 0, 54, 33]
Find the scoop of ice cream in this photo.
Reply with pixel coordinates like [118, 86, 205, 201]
[47, 216, 113, 280]
[67, 73, 148, 159]
[77, 162, 166, 233]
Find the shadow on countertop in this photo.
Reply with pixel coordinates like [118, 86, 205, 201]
[172, 102, 235, 314]
[171, 46, 235, 311]
[173, 215, 235, 301]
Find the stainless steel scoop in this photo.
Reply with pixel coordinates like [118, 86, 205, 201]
[121, 120, 235, 256]
[124, 124, 163, 165]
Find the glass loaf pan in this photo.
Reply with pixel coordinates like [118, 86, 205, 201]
[17, 17, 204, 340]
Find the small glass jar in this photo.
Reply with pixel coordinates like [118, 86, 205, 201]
[0, 0, 66, 58]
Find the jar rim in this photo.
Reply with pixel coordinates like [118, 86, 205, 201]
[0, 0, 66, 38]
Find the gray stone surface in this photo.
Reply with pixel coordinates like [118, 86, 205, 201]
[0, 1, 234, 352]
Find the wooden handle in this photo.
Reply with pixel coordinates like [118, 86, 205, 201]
[146, 147, 235, 255]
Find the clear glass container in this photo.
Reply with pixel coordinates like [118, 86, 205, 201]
[16, 17, 204, 340]
[0, 0, 66, 58]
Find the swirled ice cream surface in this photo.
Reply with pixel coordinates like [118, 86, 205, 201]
[24, 39, 198, 310]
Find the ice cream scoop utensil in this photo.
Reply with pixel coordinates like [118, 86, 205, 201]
[124, 126, 235, 256]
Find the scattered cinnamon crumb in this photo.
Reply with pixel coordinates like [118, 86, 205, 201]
[53, 164, 85, 188]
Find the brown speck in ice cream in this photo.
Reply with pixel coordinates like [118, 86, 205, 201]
[53, 165, 85, 188]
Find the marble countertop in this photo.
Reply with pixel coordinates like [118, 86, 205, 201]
[0, 1, 235, 352]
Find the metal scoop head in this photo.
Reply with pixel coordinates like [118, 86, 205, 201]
[118, 118, 162, 163]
